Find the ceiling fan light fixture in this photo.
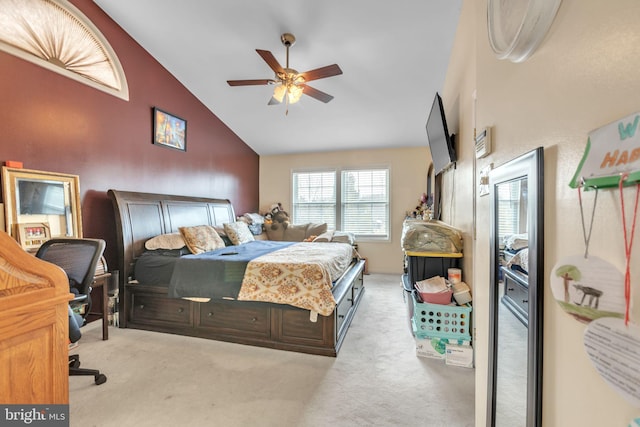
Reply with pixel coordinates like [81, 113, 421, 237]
[272, 82, 303, 105]
[287, 84, 303, 104]
[273, 83, 286, 103]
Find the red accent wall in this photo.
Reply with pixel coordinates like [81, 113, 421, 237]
[0, 0, 259, 267]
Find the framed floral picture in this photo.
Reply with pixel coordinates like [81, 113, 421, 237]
[153, 107, 187, 151]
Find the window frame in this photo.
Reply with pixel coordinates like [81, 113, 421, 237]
[291, 166, 391, 242]
[291, 169, 338, 230]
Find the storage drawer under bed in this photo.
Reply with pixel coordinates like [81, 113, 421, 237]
[129, 291, 193, 327]
[197, 301, 270, 338]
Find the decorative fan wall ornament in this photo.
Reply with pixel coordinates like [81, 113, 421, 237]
[0, 0, 129, 100]
[487, 0, 562, 63]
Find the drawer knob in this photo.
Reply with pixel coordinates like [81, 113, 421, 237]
[507, 287, 515, 291]
[139, 304, 144, 309]
[251, 317, 257, 323]
[207, 312, 214, 317]
[338, 314, 345, 319]
[177, 307, 184, 313]
[522, 299, 529, 304]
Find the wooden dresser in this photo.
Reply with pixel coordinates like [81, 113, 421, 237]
[0, 231, 71, 404]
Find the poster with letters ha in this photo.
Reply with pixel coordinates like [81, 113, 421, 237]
[570, 111, 640, 189]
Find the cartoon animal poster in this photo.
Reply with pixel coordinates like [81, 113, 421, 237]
[550, 255, 625, 323]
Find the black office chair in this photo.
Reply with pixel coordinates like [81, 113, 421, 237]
[36, 238, 107, 385]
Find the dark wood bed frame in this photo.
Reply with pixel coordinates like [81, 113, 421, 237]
[108, 189, 365, 356]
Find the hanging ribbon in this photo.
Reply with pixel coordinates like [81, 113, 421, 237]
[577, 181, 599, 259]
[619, 173, 640, 326]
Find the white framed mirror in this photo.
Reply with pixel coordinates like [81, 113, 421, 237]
[2, 167, 83, 249]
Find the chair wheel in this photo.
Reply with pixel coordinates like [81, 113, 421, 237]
[71, 360, 80, 369]
[94, 374, 107, 385]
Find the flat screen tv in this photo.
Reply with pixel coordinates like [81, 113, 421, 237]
[426, 92, 456, 175]
[17, 179, 66, 216]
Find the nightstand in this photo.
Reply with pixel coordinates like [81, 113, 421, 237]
[88, 272, 111, 340]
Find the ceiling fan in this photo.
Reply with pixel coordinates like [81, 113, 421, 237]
[227, 33, 342, 109]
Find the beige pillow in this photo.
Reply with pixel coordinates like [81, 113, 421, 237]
[306, 223, 328, 237]
[223, 222, 255, 245]
[279, 223, 329, 242]
[313, 230, 335, 243]
[265, 222, 285, 241]
[178, 225, 225, 254]
[145, 232, 185, 250]
[283, 223, 308, 242]
[331, 231, 356, 245]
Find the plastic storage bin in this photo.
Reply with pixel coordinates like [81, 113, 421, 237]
[412, 292, 472, 341]
[415, 276, 452, 304]
[417, 288, 453, 305]
[402, 274, 416, 336]
[404, 252, 462, 287]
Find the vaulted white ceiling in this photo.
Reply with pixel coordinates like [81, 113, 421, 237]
[93, 0, 463, 155]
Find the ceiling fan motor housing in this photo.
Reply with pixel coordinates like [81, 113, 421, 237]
[281, 33, 296, 47]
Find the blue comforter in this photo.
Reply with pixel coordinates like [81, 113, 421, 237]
[167, 240, 295, 300]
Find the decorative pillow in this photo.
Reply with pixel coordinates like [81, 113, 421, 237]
[306, 223, 328, 237]
[145, 232, 186, 250]
[247, 223, 263, 235]
[313, 230, 335, 243]
[213, 226, 234, 246]
[283, 224, 308, 242]
[178, 225, 225, 254]
[223, 222, 255, 245]
[265, 222, 285, 241]
[331, 231, 356, 245]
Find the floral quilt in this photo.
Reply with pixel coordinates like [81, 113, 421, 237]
[237, 242, 354, 316]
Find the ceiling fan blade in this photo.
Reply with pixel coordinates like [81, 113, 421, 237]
[227, 79, 274, 86]
[256, 49, 285, 75]
[300, 64, 342, 82]
[267, 96, 281, 105]
[301, 84, 334, 103]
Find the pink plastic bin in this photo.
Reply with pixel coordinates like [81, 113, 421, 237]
[417, 289, 453, 305]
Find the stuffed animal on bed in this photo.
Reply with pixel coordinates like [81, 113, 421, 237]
[263, 203, 290, 230]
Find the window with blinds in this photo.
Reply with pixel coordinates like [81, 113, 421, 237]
[292, 171, 337, 229]
[497, 179, 527, 243]
[292, 168, 390, 240]
[341, 169, 389, 239]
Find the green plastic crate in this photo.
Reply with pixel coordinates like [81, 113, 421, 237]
[412, 292, 472, 340]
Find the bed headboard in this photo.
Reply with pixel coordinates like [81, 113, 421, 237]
[107, 189, 235, 297]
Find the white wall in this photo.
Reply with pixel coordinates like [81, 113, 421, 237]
[260, 147, 431, 274]
[443, 0, 640, 425]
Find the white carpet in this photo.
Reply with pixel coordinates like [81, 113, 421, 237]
[69, 274, 474, 427]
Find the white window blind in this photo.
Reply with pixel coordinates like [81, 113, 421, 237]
[497, 180, 524, 242]
[292, 171, 336, 229]
[341, 169, 389, 239]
